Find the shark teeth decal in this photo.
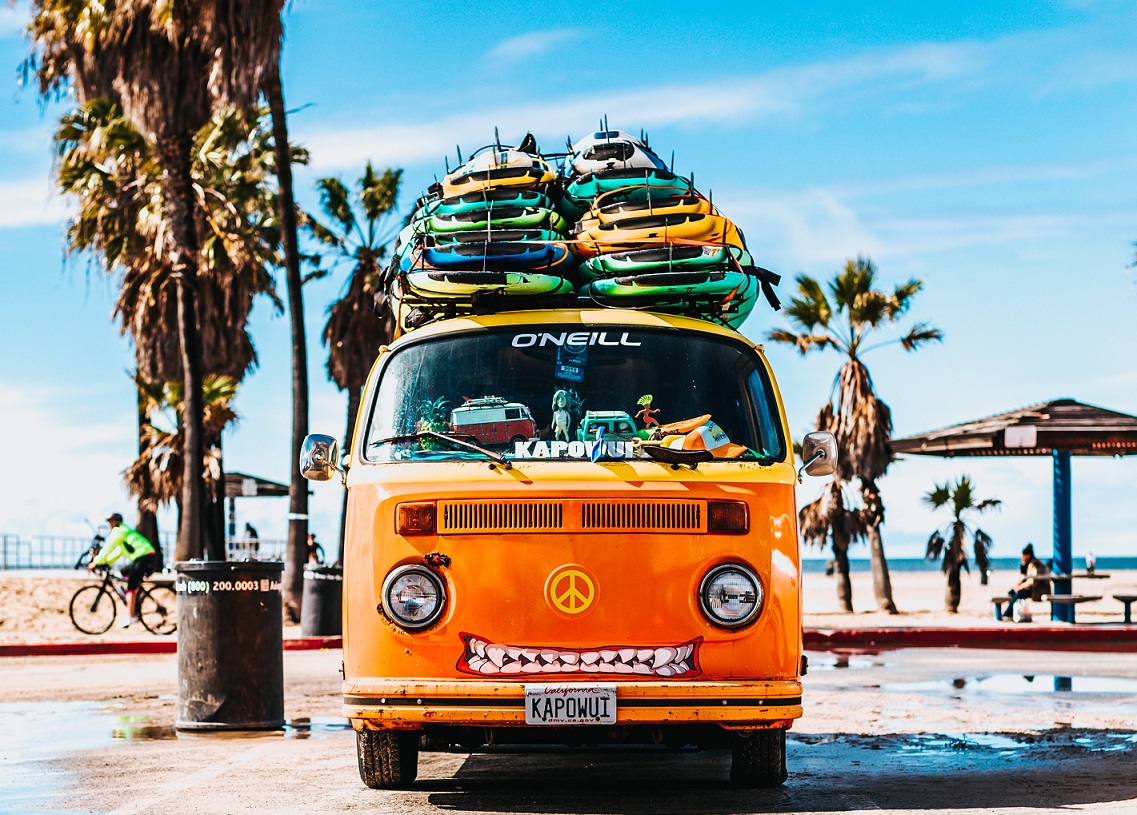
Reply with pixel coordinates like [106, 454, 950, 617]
[456, 633, 703, 678]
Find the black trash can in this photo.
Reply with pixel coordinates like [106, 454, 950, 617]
[301, 565, 343, 637]
[175, 561, 284, 731]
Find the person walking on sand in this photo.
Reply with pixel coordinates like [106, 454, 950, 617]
[244, 521, 260, 553]
[1002, 543, 1051, 621]
[307, 533, 325, 565]
[88, 513, 158, 627]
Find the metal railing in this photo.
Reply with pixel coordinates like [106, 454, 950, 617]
[0, 533, 278, 570]
[226, 537, 287, 562]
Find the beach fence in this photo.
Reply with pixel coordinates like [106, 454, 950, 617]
[0, 533, 283, 570]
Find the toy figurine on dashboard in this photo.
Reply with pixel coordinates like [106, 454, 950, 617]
[551, 389, 573, 441]
[635, 394, 661, 429]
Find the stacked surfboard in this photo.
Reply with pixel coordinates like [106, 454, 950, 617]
[386, 129, 779, 332]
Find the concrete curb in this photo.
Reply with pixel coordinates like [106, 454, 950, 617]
[805, 626, 1137, 652]
[6, 627, 1137, 657]
[0, 636, 343, 658]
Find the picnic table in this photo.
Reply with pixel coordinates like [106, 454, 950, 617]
[992, 572, 1112, 623]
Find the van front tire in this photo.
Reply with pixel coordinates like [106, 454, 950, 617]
[730, 729, 787, 787]
[357, 729, 419, 789]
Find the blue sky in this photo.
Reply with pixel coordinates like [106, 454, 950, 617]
[1, 0, 1135, 561]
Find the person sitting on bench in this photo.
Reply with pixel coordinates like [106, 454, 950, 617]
[1003, 543, 1051, 620]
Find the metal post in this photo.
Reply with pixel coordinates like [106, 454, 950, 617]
[1052, 450, 1073, 622]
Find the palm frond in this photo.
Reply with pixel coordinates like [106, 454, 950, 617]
[887, 277, 923, 317]
[899, 321, 944, 351]
[315, 176, 356, 235]
[359, 164, 402, 222]
[951, 476, 975, 518]
[973, 528, 993, 573]
[923, 482, 951, 509]
[925, 529, 946, 561]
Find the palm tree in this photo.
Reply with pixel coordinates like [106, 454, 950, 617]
[308, 165, 403, 563]
[28, 0, 283, 562]
[924, 475, 999, 612]
[798, 478, 867, 612]
[262, 46, 312, 618]
[125, 375, 240, 537]
[769, 257, 942, 612]
[54, 100, 286, 555]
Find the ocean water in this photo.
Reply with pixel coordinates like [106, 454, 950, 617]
[800, 556, 1137, 574]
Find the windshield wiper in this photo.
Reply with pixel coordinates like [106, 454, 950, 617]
[370, 431, 512, 469]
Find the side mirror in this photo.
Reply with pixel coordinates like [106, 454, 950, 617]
[300, 434, 341, 482]
[800, 431, 838, 478]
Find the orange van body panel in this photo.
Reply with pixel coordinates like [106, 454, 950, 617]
[340, 311, 804, 730]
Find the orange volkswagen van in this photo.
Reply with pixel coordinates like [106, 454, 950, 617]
[301, 308, 836, 789]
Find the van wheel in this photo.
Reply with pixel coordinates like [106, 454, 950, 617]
[730, 729, 787, 787]
[357, 729, 419, 789]
[510, 435, 527, 445]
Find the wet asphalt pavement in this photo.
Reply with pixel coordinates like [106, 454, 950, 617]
[2, 647, 1136, 814]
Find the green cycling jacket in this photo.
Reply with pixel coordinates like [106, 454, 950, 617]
[93, 524, 156, 565]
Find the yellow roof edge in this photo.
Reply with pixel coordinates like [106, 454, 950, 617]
[392, 309, 753, 348]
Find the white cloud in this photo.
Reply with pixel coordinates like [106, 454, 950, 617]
[0, 4, 28, 39]
[298, 40, 987, 173]
[835, 154, 1137, 199]
[486, 29, 581, 66]
[717, 180, 1137, 264]
[0, 382, 136, 537]
[719, 187, 884, 264]
[0, 177, 68, 228]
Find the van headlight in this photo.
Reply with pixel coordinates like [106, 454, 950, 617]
[381, 565, 446, 629]
[699, 564, 762, 628]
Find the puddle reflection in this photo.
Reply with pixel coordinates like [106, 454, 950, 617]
[889, 675, 1137, 695]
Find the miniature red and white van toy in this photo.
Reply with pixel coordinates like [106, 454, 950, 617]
[450, 396, 537, 446]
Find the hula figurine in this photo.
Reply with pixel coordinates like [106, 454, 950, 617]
[635, 394, 660, 429]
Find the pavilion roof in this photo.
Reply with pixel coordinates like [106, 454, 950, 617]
[224, 471, 290, 498]
[891, 398, 1137, 457]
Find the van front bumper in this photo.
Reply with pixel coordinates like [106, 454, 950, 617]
[344, 679, 802, 729]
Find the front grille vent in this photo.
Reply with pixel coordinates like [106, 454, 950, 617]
[580, 500, 704, 532]
[439, 500, 564, 533]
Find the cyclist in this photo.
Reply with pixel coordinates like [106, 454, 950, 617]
[88, 512, 159, 627]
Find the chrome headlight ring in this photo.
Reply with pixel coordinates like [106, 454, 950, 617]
[381, 564, 447, 630]
[699, 563, 763, 629]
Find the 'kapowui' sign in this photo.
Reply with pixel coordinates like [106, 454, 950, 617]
[513, 439, 638, 459]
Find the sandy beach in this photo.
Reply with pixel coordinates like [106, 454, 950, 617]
[2, 565, 1135, 645]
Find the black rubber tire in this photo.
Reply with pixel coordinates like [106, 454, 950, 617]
[69, 585, 116, 635]
[357, 730, 419, 789]
[510, 435, 527, 445]
[730, 729, 788, 788]
[139, 586, 178, 635]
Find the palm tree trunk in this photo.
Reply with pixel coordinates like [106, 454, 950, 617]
[337, 386, 361, 566]
[867, 524, 898, 613]
[268, 64, 308, 620]
[205, 437, 227, 561]
[946, 563, 962, 613]
[134, 370, 160, 560]
[157, 133, 205, 564]
[861, 480, 897, 613]
[832, 527, 853, 612]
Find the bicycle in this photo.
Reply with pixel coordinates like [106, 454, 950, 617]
[73, 534, 104, 569]
[69, 565, 178, 635]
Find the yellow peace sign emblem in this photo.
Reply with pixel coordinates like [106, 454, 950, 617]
[548, 567, 596, 615]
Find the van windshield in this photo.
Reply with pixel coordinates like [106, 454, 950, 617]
[363, 326, 786, 464]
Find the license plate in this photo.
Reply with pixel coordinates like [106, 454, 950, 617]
[524, 683, 617, 725]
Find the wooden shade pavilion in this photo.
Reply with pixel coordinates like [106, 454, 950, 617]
[223, 471, 290, 541]
[892, 398, 1137, 622]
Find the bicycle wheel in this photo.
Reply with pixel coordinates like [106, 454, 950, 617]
[69, 585, 116, 634]
[139, 586, 177, 635]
